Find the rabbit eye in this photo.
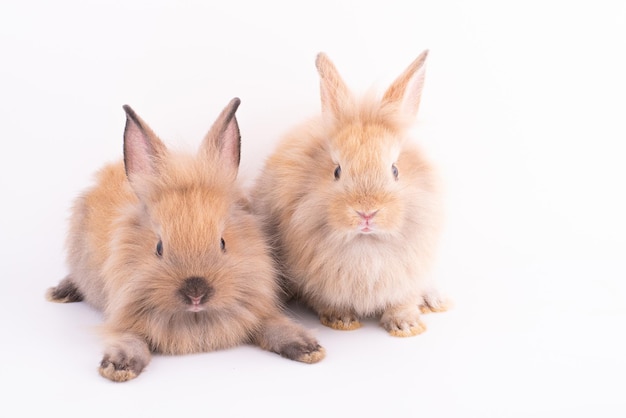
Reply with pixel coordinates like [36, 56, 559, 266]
[220, 238, 226, 252]
[392, 164, 399, 180]
[334, 165, 342, 180]
[156, 239, 163, 257]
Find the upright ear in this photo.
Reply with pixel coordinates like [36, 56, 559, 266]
[315, 52, 351, 120]
[200, 97, 241, 175]
[122, 105, 167, 182]
[382, 49, 429, 117]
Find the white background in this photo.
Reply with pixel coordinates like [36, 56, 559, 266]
[1, 1, 625, 417]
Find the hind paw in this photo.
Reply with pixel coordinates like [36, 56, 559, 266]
[420, 291, 453, 314]
[46, 277, 83, 303]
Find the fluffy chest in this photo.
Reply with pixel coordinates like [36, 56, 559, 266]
[296, 238, 423, 313]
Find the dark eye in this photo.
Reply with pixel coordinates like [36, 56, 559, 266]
[334, 165, 342, 180]
[392, 164, 399, 180]
[220, 238, 226, 252]
[156, 239, 163, 257]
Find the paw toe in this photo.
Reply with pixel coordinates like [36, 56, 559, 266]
[387, 321, 427, 337]
[98, 353, 144, 382]
[46, 279, 84, 303]
[279, 341, 326, 364]
[298, 345, 326, 364]
[320, 315, 361, 331]
[98, 362, 138, 382]
[420, 294, 453, 314]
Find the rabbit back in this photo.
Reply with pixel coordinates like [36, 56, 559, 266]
[64, 161, 135, 312]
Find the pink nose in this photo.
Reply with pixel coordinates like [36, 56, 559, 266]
[179, 276, 214, 306]
[357, 210, 379, 220]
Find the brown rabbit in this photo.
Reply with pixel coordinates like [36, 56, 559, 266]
[251, 51, 450, 337]
[47, 98, 325, 382]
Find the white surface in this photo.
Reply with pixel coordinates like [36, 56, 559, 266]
[1, 1, 625, 417]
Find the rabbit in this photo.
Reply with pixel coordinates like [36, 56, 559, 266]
[250, 51, 451, 337]
[46, 98, 325, 382]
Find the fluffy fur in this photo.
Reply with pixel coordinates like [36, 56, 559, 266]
[47, 98, 325, 382]
[251, 51, 450, 337]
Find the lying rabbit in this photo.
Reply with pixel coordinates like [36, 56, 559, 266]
[47, 98, 325, 382]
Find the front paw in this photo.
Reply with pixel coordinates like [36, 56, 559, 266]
[99, 350, 148, 382]
[279, 340, 326, 364]
[98, 332, 151, 382]
[319, 311, 361, 331]
[256, 317, 327, 364]
[381, 306, 426, 337]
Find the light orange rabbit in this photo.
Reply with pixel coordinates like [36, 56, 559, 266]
[251, 51, 450, 337]
[47, 98, 325, 382]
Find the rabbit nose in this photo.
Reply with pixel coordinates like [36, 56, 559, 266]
[356, 210, 379, 220]
[179, 276, 214, 306]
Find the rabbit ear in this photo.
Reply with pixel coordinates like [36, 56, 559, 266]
[382, 50, 429, 117]
[316, 52, 351, 119]
[200, 97, 241, 173]
[122, 105, 167, 180]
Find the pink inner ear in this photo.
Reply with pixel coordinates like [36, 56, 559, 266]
[401, 67, 426, 117]
[319, 76, 349, 120]
[124, 118, 154, 178]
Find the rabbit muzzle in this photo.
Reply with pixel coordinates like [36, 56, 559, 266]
[178, 276, 214, 312]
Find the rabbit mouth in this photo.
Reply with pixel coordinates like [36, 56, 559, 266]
[187, 304, 206, 313]
[355, 210, 379, 234]
[183, 295, 210, 313]
[357, 219, 377, 234]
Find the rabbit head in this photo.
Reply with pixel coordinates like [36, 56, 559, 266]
[108, 98, 277, 325]
[305, 50, 436, 240]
